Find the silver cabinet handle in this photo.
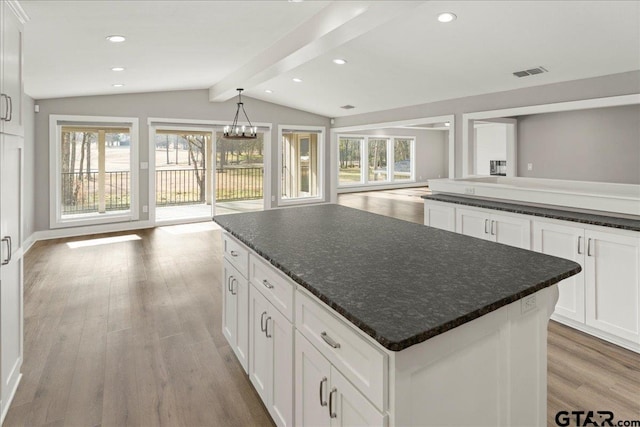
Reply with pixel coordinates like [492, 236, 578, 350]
[230, 250, 239, 257]
[329, 387, 337, 418]
[265, 317, 272, 338]
[321, 331, 340, 349]
[319, 377, 327, 407]
[490, 220, 496, 236]
[6, 95, 12, 122]
[577, 236, 582, 255]
[230, 278, 237, 296]
[0, 94, 7, 120]
[484, 219, 489, 234]
[587, 238, 593, 257]
[260, 311, 267, 332]
[228, 276, 234, 292]
[262, 279, 274, 289]
[1, 236, 10, 265]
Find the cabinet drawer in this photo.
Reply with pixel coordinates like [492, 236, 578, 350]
[249, 255, 295, 322]
[223, 233, 249, 278]
[296, 290, 387, 411]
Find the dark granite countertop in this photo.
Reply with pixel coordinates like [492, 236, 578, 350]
[422, 194, 640, 232]
[213, 205, 581, 352]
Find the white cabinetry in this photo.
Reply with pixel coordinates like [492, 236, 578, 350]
[423, 200, 455, 232]
[222, 259, 249, 372]
[0, 2, 25, 422]
[456, 207, 531, 249]
[533, 221, 585, 323]
[249, 285, 293, 427]
[0, 1, 25, 137]
[295, 331, 385, 427]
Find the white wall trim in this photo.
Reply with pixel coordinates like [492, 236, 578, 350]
[147, 117, 272, 129]
[29, 219, 155, 243]
[461, 94, 640, 178]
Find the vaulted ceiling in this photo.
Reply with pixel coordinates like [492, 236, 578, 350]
[21, 1, 640, 117]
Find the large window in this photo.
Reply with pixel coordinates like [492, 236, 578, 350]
[280, 126, 324, 203]
[338, 135, 414, 187]
[50, 115, 138, 228]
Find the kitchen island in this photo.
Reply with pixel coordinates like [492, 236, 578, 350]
[214, 204, 581, 427]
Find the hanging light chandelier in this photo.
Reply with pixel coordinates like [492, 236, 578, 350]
[223, 88, 257, 140]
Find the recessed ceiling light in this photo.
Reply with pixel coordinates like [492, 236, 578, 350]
[292, 78, 303, 83]
[106, 35, 126, 43]
[333, 59, 347, 65]
[112, 83, 125, 88]
[437, 12, 456, 23]
[265, 89, 273, 94]
[111, 67, 125, 72]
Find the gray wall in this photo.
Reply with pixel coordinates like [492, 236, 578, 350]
[339, 127, 448, 183]
[33, 89, 330, 232]
[23, 95, 36, 241]
[517, 105, 640, 184]
[332, 71, 640, 179]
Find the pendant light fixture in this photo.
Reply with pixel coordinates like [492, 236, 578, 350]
[223, 88, 257, 140]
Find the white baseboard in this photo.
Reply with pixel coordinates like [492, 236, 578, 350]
[29, 219, 154, 244]
[23, 233, 37, 254]
[337, 181, 429, 194]
[550, 315, 640, 354]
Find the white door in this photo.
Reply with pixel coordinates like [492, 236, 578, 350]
[0, 3, 23, 137]
[249, 286, 273, 406]
[0, 134, 23, 419]
[492, 212, 531, 249]
[585, 230, 640, 343]
[456, 208, 489, 240]
[269, 305, 293, 427]
[295, 331, 331, 427]
[329, 367, 385, 427]
[533, 221, 585, 323]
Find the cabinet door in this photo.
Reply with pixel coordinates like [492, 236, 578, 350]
[1, 3, 24, 136]
[249, 286, 273, 405]
[0, 134, 23, 418]
[424, 202, 455, 232]
[533, 221, 585, 323]
[269, 306, 293, 427]
[585, 230, 640, 343]
[295, 331, 331, 427]
[492, 212, 531, 249]
[222, 260, 249, 372]
[456, 208, 489, 240]
[329, 367, 386, 427]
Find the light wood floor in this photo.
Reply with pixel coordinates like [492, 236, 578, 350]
[5, 189, 639, 426]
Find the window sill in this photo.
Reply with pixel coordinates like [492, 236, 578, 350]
[278, 196, 325, 207]
[51, 211, 137, 229]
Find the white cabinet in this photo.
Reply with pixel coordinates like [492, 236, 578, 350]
[456, 207, 531, 249]
[249, 286, 293, 427]
[423, 200, 455, 232]
[222, 259, 249, 372]
[585, 229, 640, 343]
[533, 221, 585, 323]
[0, 131, 24, 422]
[0, 1, 25, 137]
[534, 219, 640, 349]
[295, 331, 385, 427]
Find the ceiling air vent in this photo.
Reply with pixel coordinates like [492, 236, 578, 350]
[513, 66, 548, 78]
[340, 105, 355, 110]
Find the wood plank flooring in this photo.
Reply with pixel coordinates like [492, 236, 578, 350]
[5, 188, 639, 426]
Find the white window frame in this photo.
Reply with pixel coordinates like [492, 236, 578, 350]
[49, 114, 139, 229]
[277, 124, 325, 206]
[336, 134, 416, 188]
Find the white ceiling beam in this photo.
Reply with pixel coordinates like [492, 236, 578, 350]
[208, 1, 424, 102]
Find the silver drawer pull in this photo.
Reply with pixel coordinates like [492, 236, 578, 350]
[329, 387, 337, 418]
[262, 279, 274, 289]
[230, 250, 239, 257]
[321, 331, 340, 349]
[265, 317, 272, 338]
[484, 219, 489, 234]
[261, 311, 267, 332]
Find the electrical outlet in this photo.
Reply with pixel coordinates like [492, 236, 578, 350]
[521, 294, 537, 314]
[527, 163, 533, 171]
[142, 205, 148, 213]
[464, 187, 475, 195]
